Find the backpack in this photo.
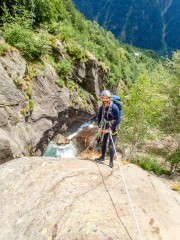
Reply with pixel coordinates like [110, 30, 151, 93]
[109, 95, 123, 121]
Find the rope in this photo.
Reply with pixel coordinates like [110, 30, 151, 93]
[96, 163, 133, 240]
[109, 130, 143, 240]
[83, 132, 99, 153]
[82, 125, 143, 239]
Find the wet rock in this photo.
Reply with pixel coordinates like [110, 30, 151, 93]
[53, 134, 70, 145]
[72, 123, 98, 152]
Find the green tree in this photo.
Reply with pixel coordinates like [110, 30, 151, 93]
[120, 73, 164, 158]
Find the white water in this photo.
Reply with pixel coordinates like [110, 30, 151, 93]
[43, 121, 94, 158]
[43, 141, 78, 158]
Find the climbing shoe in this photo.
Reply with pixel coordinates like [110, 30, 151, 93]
[109, 162, 114, 168]
[95, 156, 105, 162]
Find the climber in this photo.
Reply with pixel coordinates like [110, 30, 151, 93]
[95, 90, 120, 168]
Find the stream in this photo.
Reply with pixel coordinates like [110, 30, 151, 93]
[43, 121, 94, 158]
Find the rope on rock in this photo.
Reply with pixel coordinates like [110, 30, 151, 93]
[82, 129, 143, 240]
[109, 130, 143, 240]
[97, 163, 133, 240]
[83, 132, 99, 153]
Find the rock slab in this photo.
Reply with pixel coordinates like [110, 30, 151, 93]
[0, 157, 180, 240]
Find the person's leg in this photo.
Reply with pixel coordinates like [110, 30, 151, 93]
[101, 133, 109, 159]
[109, 134, 117, 167]
[95, 133, 108, 161]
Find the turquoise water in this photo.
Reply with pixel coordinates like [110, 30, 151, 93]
[43, 121, 94, 158]
[43, 141, 77, 158]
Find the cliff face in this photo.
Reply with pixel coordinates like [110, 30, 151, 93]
[73, 0, 180, 55]
[0, 38, 107, 163]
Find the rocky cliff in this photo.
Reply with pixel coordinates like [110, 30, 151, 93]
[0, 37, 107, 163]
[0, 157, 179, 240]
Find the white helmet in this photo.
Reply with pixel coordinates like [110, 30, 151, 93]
[100, 90, 111, 97]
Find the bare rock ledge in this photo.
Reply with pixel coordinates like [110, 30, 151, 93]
[0, 157, 180, 240]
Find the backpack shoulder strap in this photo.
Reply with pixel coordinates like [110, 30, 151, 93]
[108, 102, 114, 117]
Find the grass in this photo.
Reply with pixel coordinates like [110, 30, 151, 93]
[0, 43, 8, 56]
[171, 182, 180, 192]
[131, 156, 169, 176]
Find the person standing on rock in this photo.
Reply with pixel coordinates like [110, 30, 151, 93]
[95, 90, 120, 168]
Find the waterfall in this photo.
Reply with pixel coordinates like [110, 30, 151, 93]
[43, 121, 94, 158]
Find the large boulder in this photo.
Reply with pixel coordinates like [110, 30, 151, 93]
[53, 134, 70, 145]
[72, 122, 98, 152]
[0, 157, 179, 240]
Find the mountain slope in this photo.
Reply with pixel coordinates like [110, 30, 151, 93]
[73, 0, 180, 55]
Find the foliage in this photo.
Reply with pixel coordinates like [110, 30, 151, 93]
[26, 61, 46, 81]
[56, 58, 75, 81]
[160, 51, 180, 135]
[0, 0, 69, 24]
[132, 157, 169, 176]
[29, 99, 34, 111]
[65, 41, 87, 61]
[1, 5, 52, 61]
[26, 86, 32, 97]
[0, 42, 8, 55]
[166, 149, 180, 174]
[0, 0, 162, 85]
[67, 80, 77, 91]
[55, 79, 65, 88]
[120, 73, 165, 158]
[171, 182, 180, 192]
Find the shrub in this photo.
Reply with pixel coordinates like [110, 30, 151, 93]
[55, 79, 64, 88]
[13, 79, 27, 91]
[26, 86, 32, 97]
[67, 80, 77, 91]
[29, 99, 34, 111]
[0, 43, 8, 55]
[2, 5, 51, 61]
[56, 58, 75, 80]
[3, 24, 42, 60]
[171, 182, 180, 192]
[65, 41, 87, 61]
[132, 157, 168, 176]
[166, 149, 180, 174]
[26, 61, 46, 81]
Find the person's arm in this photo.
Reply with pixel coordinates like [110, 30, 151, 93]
[110, 104, 120, 130]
